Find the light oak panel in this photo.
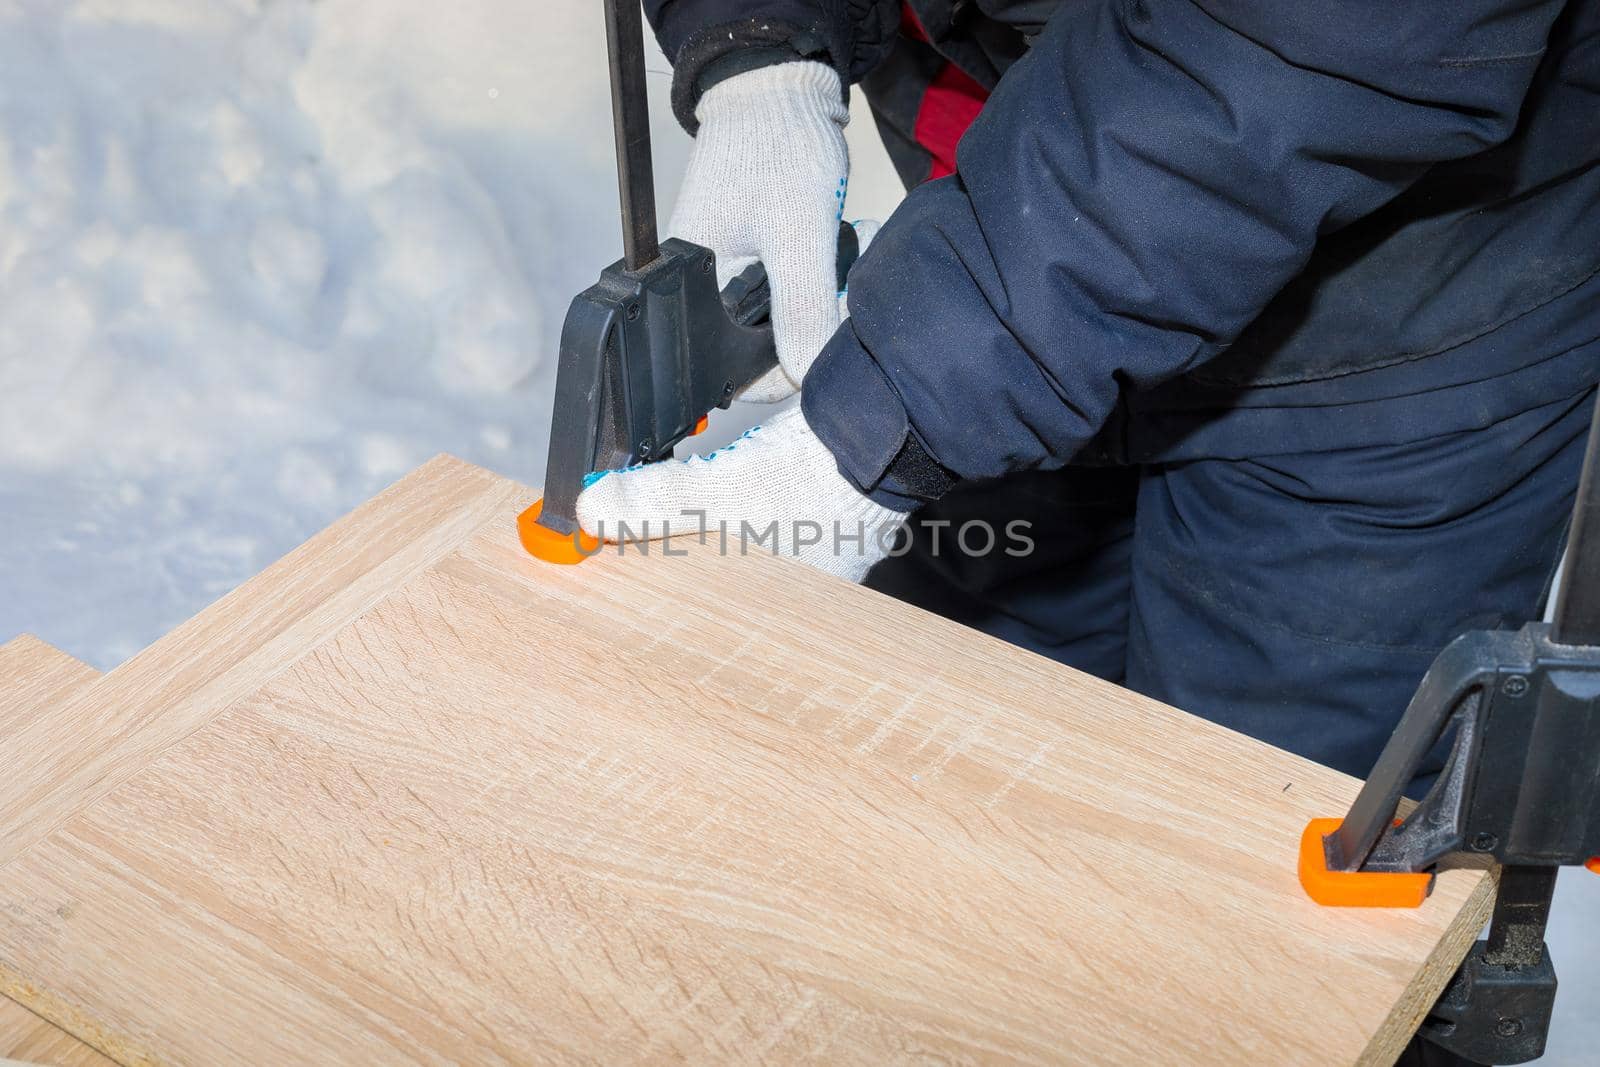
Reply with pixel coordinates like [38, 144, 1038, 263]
[0, 637, 119, 1067]
[0, 637, 98, 738]
[0, 457, 521, 867]
[0, 462, 1493, 1064]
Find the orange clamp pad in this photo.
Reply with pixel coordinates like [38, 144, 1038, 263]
[1586, 856, 1600, 876]
[517, 499, 600, 565]
[690, 414, 710, 437]
[1298, 818, 1433, 908]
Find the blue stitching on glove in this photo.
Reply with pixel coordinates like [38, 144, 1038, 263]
[696, 424, 762, 463]
[580, 425, 767, 487]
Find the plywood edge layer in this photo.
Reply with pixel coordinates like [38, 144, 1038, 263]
[1359, 867, 1498, 1066]
[0, 455, 524, 865]
[0, 965, 140, 1067]
[0, 993, 120, 1067]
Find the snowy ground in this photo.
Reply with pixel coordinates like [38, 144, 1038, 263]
[0, 0, 1591, 1058]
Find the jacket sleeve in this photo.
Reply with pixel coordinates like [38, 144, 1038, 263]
[643, 0, 901, 132]
[802, 0, 1568, 509]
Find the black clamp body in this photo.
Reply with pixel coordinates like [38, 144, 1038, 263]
[1324, 401, 1600, 1064]
[538, 240, 773, 537]
[536, 227, 857, 538]
[1328, 623, 1600, 879]
[1328, 621, 1599, 1063]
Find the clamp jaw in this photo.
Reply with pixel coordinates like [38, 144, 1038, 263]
[1300, 401, 1600, 1063]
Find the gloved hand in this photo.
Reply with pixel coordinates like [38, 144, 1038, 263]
[576, 406, 906, 582]
[671, 60, 851, 402]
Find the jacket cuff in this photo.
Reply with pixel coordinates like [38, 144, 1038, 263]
[670, 19, 848, 135]
[803, 326, 956, 512]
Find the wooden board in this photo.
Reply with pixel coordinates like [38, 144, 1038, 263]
[0, 637, 119, 1067]
[0, 456, 521, 867]
[0, 459, 1493, 1065]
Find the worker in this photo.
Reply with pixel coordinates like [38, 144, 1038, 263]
[577, 0, 1600, 801]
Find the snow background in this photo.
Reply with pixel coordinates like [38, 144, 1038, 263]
[0, 0, 1590, 1056]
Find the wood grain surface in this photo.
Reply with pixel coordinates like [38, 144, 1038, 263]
[0, 637, 119, 1067]
[0, 456, 521, 868]
[0, 460, 1494, 1065]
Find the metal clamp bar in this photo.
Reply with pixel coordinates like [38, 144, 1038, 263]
[603, 0, 660, 271]
[1552, 399, 1600, 647]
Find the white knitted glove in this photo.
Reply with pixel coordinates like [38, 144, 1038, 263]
[673, 61, 851, 402]
[576, 406, 906, 582]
